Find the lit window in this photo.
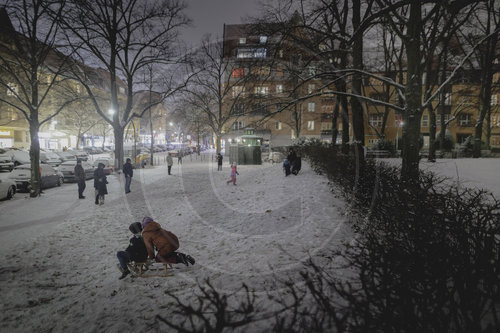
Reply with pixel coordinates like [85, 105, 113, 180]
[307, 121, 315, 130]
[491, 95, 498, 105]
[232, 121, 244, 130]
[7, 83, 18, 96]
[259, 35, 268, 44]
[308, 84, 315, 94]
[119, 87, 125, 94]
[438, 114, 451, 126]
[232, 68, 245, 78]
[444, 92, 452, 105]
[254, 86, 269, 95]
[308, 102, 315, 112]
[239, 38, 246, 44]
[232, 86, 244, 98]
[276, 84, 283, 94]
[308, 66, 316, 76]
[278, 50, 284, 58]
[421, 114, 429, 127]
[369, 114, 383, 127]
[275, 121, 282, 130]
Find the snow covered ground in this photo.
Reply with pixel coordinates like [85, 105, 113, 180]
[0, 153, 498, 332]
[0, 152, 348, 332]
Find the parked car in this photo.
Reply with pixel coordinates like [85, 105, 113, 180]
[55, 151, 77, 162]
[0, 148, 15, 171]
[9, 163, 63, 192]
[40, 150, 63, 167]
[0, 173, 16, 200]
[93, 158, 114, 175]
[0, 148, 30, 169]
[71, 150, 89, 161]
[57, 160, 94, 182]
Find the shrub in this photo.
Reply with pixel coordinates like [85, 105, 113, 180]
[434, 133, 454, 151]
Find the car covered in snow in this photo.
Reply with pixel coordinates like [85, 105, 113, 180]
[57, 160, 94, 182]
[54, 151, 78, 163]
[0, 148, 15, 171]
[0, 173, 16, 200]
[9, 163, 63, 192]
[40, 150, 63, 167]
[0, 148, 30, 170]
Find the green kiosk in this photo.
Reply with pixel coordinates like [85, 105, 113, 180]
[228, 129, 262, 165]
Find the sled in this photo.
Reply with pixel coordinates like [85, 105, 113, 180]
[127, 261, 174, 278]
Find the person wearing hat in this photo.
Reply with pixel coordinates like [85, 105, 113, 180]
[74, 159, 86, 199]
[116, 222, 148, 280]
[93, 162, 108, 205]
[141, 216, 195, 266]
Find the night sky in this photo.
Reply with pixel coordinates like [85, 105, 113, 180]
[182, 0, 261, 45]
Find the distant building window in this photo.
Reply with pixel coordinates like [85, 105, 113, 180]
[438, 114, 451, 126]
[308, 66, 316, 76]
[254, 86, 269, 95]
[253, 66, 270, 76]
[276, 84, 283, 94]
[237, 48, 266, 58]
[7, 83, 18, 96]
[491, 94, 498, 105]
[232, 86, 244, 98]
[239, 38, 246, 44]
[308, 102, 315, 112]
[369, 114, 383, 127]
[308, 84, 315, 94]
[278, 49, 284, 58]
[232, 68, 245, 78]
[459, 113, 472, 126]
[291, 129, 296, 139]
[421, 114, 429, 127]
[232, 121, 244, 130]
[259, 35, 268, 44]
[444, 92, 452, 105]
[307, 121, 315, 130]
[275, 121, 282, 130]
[119, 87, 125, 94]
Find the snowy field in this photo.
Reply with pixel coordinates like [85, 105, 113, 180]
[0, 152, 348, 332]
[0, 154, 498, 332]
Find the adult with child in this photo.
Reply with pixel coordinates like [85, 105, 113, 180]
[141, 216, 195, 266]
[291, 154, 301, 175]
[93, 162, 108, 205]
[283, 158, 291, 176]
[74, 159, 86, 199]
[116, 222, 148, 279]
[123, 158, 133, 193]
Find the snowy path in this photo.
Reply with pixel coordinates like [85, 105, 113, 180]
[0, 155, 348, 332]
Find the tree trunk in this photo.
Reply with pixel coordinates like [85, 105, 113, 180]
[114, 126, 124, 172]
[401, 0, 423, 183]
[331, 97, 340, 144]
[29, 121, 42, 197]
[351, 0, 365, 161]
[215, 133, 221, 154]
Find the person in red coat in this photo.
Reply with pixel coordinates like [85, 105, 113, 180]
[141, 217, 195, 266]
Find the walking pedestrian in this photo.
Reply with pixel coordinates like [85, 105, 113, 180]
[123, 158, 133, 193]
[94, 162, 108, 205]
[74, 159, 86, 198]
[167, 153, 173, 175]
[216, 153, 223, 171]
[178, 151, 183, 164]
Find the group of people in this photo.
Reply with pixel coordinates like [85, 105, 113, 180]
[283, 148, 301, 176]
[74, 159, 109, 204]
[116, 216, 195, 280]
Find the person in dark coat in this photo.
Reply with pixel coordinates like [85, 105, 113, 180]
[283, 158, 291, 176]
[291, 155, 301, 175]
[123, 158, 133, 193]
[94, 162, 108, 205]
[216, 153, 223, 171]
[141, 216, 195, 266]
[74, 159, 86, 199]
[286, 148, 297, 165]
[116, 222, 148, 280]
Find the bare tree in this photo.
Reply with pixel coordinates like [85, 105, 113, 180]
[0, 0, 80, 197]
[59, 0, 190, 171]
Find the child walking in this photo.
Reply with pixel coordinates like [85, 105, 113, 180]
[226, 162, 239, 185]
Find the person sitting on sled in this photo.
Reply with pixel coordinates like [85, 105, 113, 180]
[141, 216, 195, 266]
[117, 222, 148, 280]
